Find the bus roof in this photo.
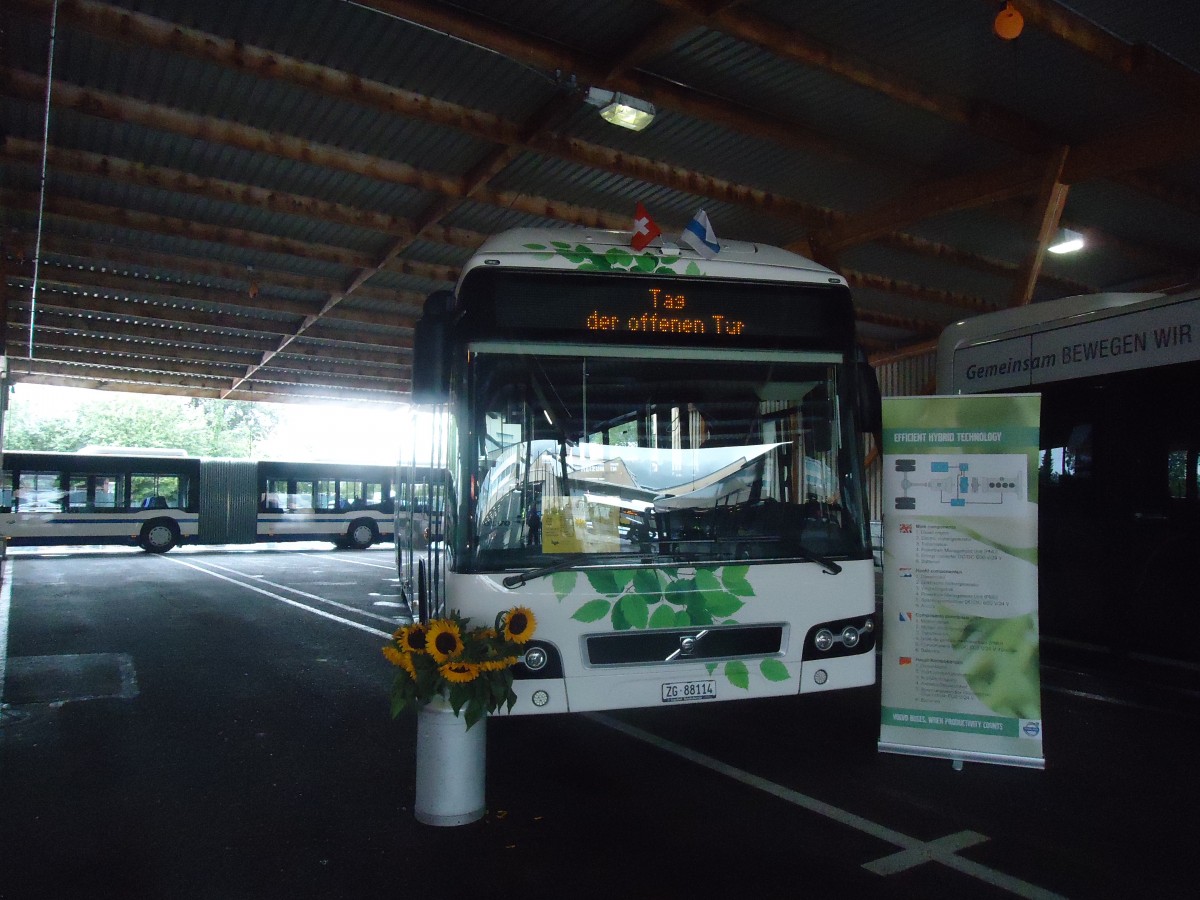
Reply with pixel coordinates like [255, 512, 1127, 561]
[936, 288, 1200, 394]
[459, 227, 847, 289]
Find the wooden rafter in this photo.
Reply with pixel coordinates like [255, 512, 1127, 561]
[1010, 146, 1070, 307]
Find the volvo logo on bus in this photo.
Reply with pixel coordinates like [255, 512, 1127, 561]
[668, 630, 709, 660]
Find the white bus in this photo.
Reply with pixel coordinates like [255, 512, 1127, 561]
[937, 287, 1200, 661]
[400, 227, 882, 714]
[1, 451, 432, 552]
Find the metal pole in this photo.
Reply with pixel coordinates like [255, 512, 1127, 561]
[29, 0, 61, 362]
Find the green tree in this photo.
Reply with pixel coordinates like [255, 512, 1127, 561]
[184, 399, 278, 457]
[3, 391, 279, 458]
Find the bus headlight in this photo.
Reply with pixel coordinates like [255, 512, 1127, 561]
[804, 615, 876, 660]
[523, 646, 548, 671]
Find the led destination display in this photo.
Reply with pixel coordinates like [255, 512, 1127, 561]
[460, 271, 852, 347]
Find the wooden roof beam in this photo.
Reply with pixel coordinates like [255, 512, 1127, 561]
[7, 253, 411, 329]
[4, 230, 428, 315]
[658, 0, 1053, 153]
[1010, 147, 1071, 306]
[5, 287, 398, 349]
[0, 69, 1110, 299]
[1010, 0, 1200, 114]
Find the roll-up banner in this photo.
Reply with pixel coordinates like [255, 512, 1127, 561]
[878, 395, 1044, 769]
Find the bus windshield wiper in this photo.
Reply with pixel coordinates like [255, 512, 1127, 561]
[503, 557, 589, 589]
[793, 544, 842, 575]
[502, 551, 693, 588]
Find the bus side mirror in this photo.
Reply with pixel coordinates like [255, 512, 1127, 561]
[411, 290, 455, 404]
[857, 355, 882, 437]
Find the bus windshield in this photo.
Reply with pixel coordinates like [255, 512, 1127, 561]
[468, 349, 867, 569]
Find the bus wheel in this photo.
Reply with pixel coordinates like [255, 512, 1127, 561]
[345, 519, 377, 550]
[140, 519, 180, 553]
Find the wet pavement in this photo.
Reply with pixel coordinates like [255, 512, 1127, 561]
[1, 546, 1196, 899]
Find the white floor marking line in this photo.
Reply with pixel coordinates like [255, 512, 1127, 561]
[165, 557, 392, 639]
[184, 559, 401, 626]
[0, 560, 13, 705]
[157, 552, 1058, 899]
[301, 552, 395, 570]
[588, 713, 1066, 900]
[864, 829, 989, 875]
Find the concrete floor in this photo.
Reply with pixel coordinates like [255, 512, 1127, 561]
[1, 545, 1196, 899]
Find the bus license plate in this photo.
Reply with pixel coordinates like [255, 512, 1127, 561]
[661, 679, 717, 703]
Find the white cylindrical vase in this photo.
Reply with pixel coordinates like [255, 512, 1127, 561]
[413, 697, 487, 826]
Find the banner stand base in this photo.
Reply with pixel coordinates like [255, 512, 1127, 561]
[879, 741, 1044, 771]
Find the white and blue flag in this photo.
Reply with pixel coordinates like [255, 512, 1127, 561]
[681, 209, 720, 258]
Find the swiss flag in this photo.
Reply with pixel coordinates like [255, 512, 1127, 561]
[630, 202, 661, 251]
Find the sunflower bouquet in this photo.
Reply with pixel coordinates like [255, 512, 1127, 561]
[383, 606, 537, 730]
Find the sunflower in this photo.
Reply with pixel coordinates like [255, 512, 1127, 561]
[426, 619, 465, 663]
[383, 645, 419, 677]
[382, 644, 406, 667]
[479, 656, 519, 672]
[397, 623, 428, 654]
[503, 606, 537, 644]
[440, 661, 481, 683]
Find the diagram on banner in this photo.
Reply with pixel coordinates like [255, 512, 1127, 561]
[893, 456, 1023, 511]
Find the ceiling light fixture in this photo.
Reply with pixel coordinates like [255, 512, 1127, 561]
[1047, 228, 1085, 254]
[585, 87, 655, 131]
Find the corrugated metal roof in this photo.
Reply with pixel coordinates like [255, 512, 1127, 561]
[2, 0, 1198, 404]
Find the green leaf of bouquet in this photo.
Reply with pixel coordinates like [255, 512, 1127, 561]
[490, 675, 509, 705]
[648, 604, 678, 629]
[702, 590, 744, 618]
[685, 261, 702, 276]
[552, 570, 578, 600]
[635, 253, 658, 273]
[618, 593, 650, 629]
[571, 599, 611, 622]
[675, 609, 692, 626]
[725, 660, 750, 690]
[586, 569, 623, 596]
[720, 565, 753, 596]
[610, 600, 631, 631]
[760, 658, 790, 682]
[464, 702, 484, 731]
[694, 569, 721, 591]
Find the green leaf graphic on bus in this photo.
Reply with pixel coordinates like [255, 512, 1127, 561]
[571, 599, 611, 623]
[725, 660, 750, 690]
[552, 570, 578, 600]
[760, 658, 790, 682]
[570, 565, 755, 629]
[521, 241, 706, 276]
[563, 564, 776, 685]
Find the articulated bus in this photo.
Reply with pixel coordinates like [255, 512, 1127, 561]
[400, 227, 882, 715]
[936, 287, 1200, 662]
[0, 450, 434, 553]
